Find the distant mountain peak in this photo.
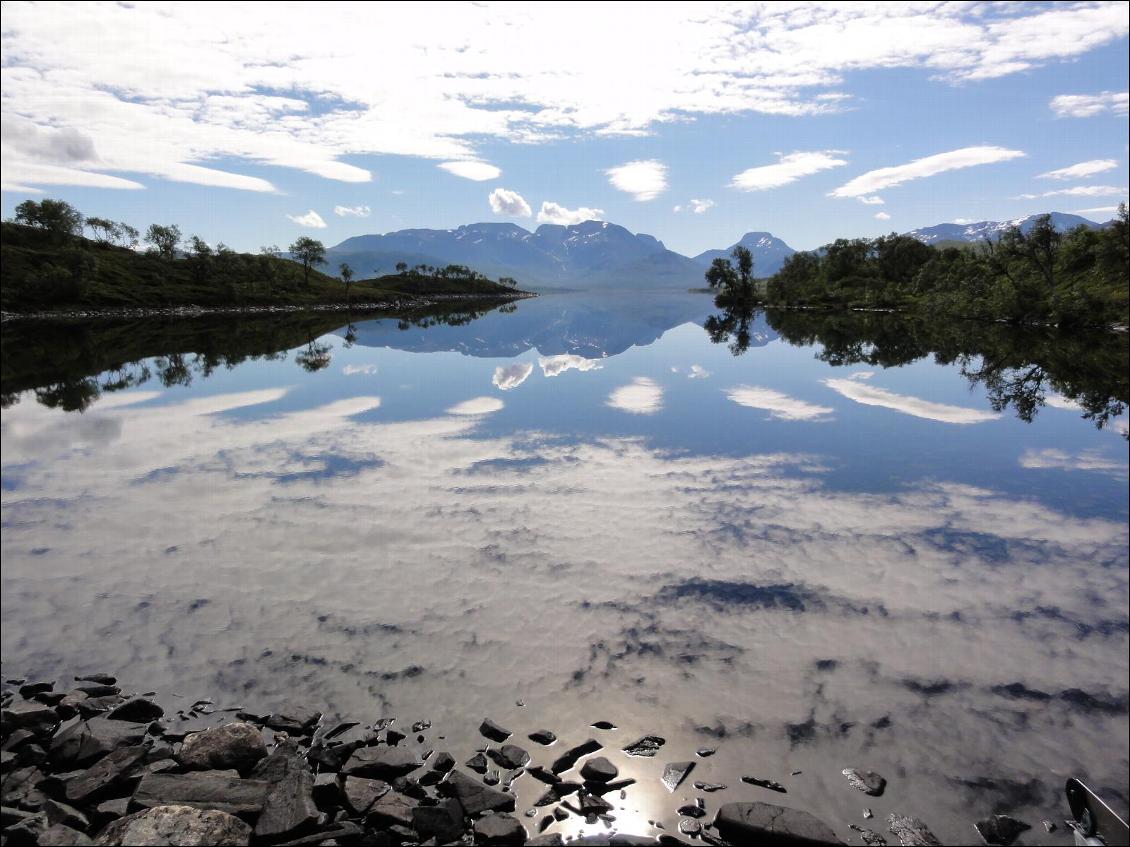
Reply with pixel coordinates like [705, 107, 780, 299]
[907, 211, 1102, 244]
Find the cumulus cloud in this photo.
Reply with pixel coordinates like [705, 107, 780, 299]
[537, 201, 604, 226]
[492, 363, 534, 391]
[874, 211, 891, 220]
[539, 355, 603, 378]
[1037, 159, 1118, 180]
[606, 160, 668, 201]
[731, 151, 848, 191]
[607, 378, 663, 414]
[1017, 185, 1126, 199]
[675, 199, 715, 214]
[334, 205, 371, 218]
[488, 188, 533, 218]
[726, 386, 833, 422]
[439, 161, 501, 181]
[830, 146, 1026, 200]
[687, 365, 710, 379]
[287, 210, 327, 229]
[823, 378, 998, 424]
[1050, 92, 1130, 118]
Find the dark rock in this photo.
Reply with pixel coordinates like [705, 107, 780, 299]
[75, 675, 116, 686]
[661, 761, 694, 792]
[106, 699, 164, 723]
[76, 696, 126, 718]
[252, 742, 319, 840]
[887, 813, 942, 846]
[480, 719, 513, 743]
[693, 781, 727, 792]
[1, 701, 59, 732]
[384, 729, 405, 746]
[553, 807, 568, 821]
[442, 770, 516, 816]
[591, 722, 616, 730]
[50, 719, 149, 769]
[365, 790, 417, 827]
[848, 824, 888, 846]
[716, 801, 843, 845]
[94, 804, 252, 845]
[678, 800, 706, 818]
[679, 818, 702, 836]
[526, 767, 561, 785]
[577, 793, 612, 816]
[528, 730, 557, 746]
[430, 751, 456, 773]
[72, 686, 120, 699]
[467, 752, 490, 773]
[490, 744, 531, 770]
[843, 768, 886, 797]
[621, 736, 665, 757]
[44, 798, 89, 830]
[131, 772, 270, 815]
[311, 773, 341, 808]
[1042, 819, 1056, 833]
[474, 812, 527, 844]
[743, 775, 787, 793]
[580, 757, 618, 783]
[2, 729, 36, 752]
[2, 765, 48, 810]
[484, 768, 501, 786]
[529, 833, 564, 846]
[305, 741, 360, 773]
[696, 747, 716, 757]
[94, 797, 130, 823]
[391, 775, 428, 800]
[341, 745, 423, 779]
[39, 823, 94, 846]
[4, 809, 47, 843]
[19, 682, 54, 699]
[550, 739, 601, 774]
[64, 746, 148, 804]
[973, 815, 1031, 846]
[411, 798, 464, 842]
[342, 776, 389, 814]
[411, 720, 431, 733]
[1, 804, 37, 826]
[264, 708, 321, 735]
[273, 821, 363, 847]
[177, 723, 267, 772]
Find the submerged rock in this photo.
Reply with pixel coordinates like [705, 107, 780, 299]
[528, 730, 557, 746]
[887, 813, 942, 846]
[849, 824, 889, 846]
[973, 814, 1031, 846]
[743, 775, 787, 793]
[716, 801, 843, 845]
[177, 723, 266, 773]
[480, 719, 513, 743]
[550, 739, 601, 774]
[843, 768, 887, 797]
[93, 804, 251, 846]
[660, 761, 695, 792]
[490, 744, 531, 770]
[621, 735, 665, 757]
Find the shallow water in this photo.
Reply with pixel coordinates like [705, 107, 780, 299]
[2, 291, 1127, 843]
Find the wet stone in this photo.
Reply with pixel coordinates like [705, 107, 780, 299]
[264, 707, 321, 735]
[694, 780, 727, 792]
[490, 744, 531, 770]
[431, 750, 456, 772]
[661, 761, 695, 792]
[696, 747, 716, 757]
[849, 824, 889, 846]
[485, 768, 501, 786]
[177, 722, 267, 772]
[679, 818, 703, 836]
[973, 814, 1031, 846]
[341, 745, 423, 779]
[888, 813, 942, 846]
[743, 775, 787, 793]
[529, 730, 557, 746]
[678, 800, 706, 818]
[105, 698, 163, 723]
[475, 811, 528, 844]
[843, 768, 887, 797]
[75, 675, 116, 686]
[365, 790, 418, 828]
[481, 719, 513, 743]
[622, 735, 665, 757]
[591, 721, 616, 730]
[550, 739, 601, 774]
[411, 798, 464, 843]
[442, 769, 516, 816]
[716, 801, 843, 845]
[467, 752, 490, 773]
[580, 756, 618, 783]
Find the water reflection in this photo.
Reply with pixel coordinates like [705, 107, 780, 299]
[1, 293, 1127, 844]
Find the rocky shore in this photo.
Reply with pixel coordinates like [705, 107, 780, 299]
[2, 676, 1047, 846]
[0, 292, 535, 324]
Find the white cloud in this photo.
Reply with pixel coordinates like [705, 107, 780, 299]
[690, 198, 714, 214]
[687, 365, 711, 379]
[334, 205, 371, 218]
[537, 201, 604, 226]
[538, 355, 603, 377]
[492, 363, 534, 391]
[287, 210, 327, 229]
[488, 188, 533, 218]
[830, 146, 1025, 199]
[726, 386, 833, 422]
[1069, 206, 1123, 217]
[1019, 448, 1126, 476]
[438, 161, 501, 182]
[952, 218, 975, 224]
[731, 151, 847, 191]
[342, 364, 378, 375]
[606, 160, 668, 201]
[874, 211, 891, 220]
[1037, 159, 1119, 180]
[607, 378, 663, 415]
[823, 378, 998, 424]
[446, 396, 504, 416]
[858, 196, 885, 205]
[1018, 185, 1127, 199]
[1050, 92, 1130, 118]
[0, 161, 145, 191]
[0, 4, 1123, 193]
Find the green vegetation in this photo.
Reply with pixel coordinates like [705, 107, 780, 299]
[759, 208, 1128, 328]
[1, 199, 526, 313]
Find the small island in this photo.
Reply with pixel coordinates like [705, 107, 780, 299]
[1, 199, 532, 320]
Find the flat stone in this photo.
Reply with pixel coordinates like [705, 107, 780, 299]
[526, 766, 561, 785]
[694, 780, 727, 792]
[342, 745, 423, 779]
[716, 802, 843, 845]
[550, 739, 601, 774]
[177, 723, 267, 773]
[529, 834, 564, 846]
[591, 721, 616, 730]
[528, 730, 556, 746]
[342, 776, 389, 814]
[743, 775, 787, 793]
[480, 719, 513, 743]
[306, 741, 360, 773]
[411, 798, 464, 842]
[442, 769, 516, 816]
[39, 823, 94, 846]
[696, 747, 716, 757]
[264, 708, 321, 735]
[365, 790, 417, 827]
[474, 812, 527, 844]
[661, 761, 694, 792]
[679, 818, 703, 836]
[490, 744, 531, 770]
[131, 772, 270, 816]
[849, 824, 888, 846]
[973, 815, 1031, 846]
[76, 696, 126, 718]
[621, 735, 665, 757]
[678, 800, 706, 818]
[50, 718, 149, 768]
[106, 699, 164, 723]
[64, 746, 148, 804]
[431, 751, 456, 773]
[1, 701, 59, 731]
[94, 804, 252, 846]
[467, 752, 490, 773]
[252, 742, 319, 840]
[887, 813, 942, 846]
[273, 821, 363, 847]
[843, 768, 886, 797]
[75, 675, 116, 686]
[580, 757, 618, 783]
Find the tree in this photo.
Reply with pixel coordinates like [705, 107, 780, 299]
[289, 237, 326, 286]
[395, 261, 408, 275]
[13, 199, 84, 241]
[115, 222, 140, 249]
[340, 262, 354, 301]
[259, 244, 281, 259]
[145, 224, 182, 259]
[86, 216, 116, 244]
[703, 245, 754, 299]
[704, 257, 738, 292]
[498, 276, 518, 288]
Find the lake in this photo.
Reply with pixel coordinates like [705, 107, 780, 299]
[2, 291, 1127, 843]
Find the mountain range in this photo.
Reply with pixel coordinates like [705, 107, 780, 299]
[323, 211, 1106, 291]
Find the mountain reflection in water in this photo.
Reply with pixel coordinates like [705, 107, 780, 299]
[1, 291, 1127, 844]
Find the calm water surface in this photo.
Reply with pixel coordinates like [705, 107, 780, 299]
[2, 292, 1127, 843]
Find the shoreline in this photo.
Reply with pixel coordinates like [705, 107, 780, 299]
[0, 292, 537, 324]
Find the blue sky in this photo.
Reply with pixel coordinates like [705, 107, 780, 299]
[2, 2, 1127, 254]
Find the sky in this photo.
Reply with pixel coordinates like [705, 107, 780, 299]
[1, 1, 1128, 254]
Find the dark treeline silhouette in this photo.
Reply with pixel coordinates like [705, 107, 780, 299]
[763, 208, 1128, 328]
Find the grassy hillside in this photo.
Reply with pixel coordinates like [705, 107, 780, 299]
[1, 222, 523, 312]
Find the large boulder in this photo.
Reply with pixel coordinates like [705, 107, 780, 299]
[177, 724, 267, 773]
[94, 804, 251, 846]
[342, 745, 423, 779]
[474, 812, 527, 844]
[251, 741, 318, 840]
[715, 801, 843, 845]
[441, 770, 516, 816]
[131, 772, 269, 816]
